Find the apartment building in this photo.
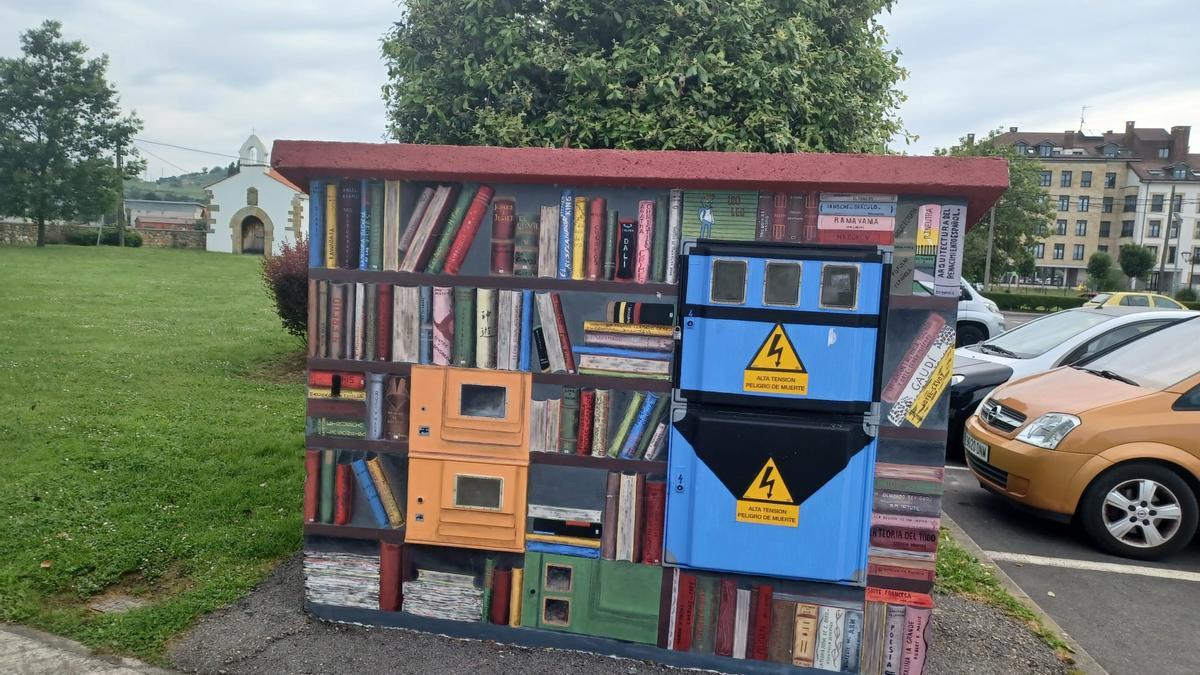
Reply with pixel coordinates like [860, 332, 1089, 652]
[993, 122, 1198, 291]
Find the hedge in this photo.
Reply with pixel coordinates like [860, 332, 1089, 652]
[982, 292, 1088, 313]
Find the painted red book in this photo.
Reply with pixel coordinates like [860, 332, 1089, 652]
[714, 579, 737, 657]
[307, 371, 366, 390]
[674, 572, 698, 651]
[486, 197, 516, 275]
[333, 463, 353, 525]
[641, 480, 666, 565]
[443, 185, 496, 275]
[632, 472, 646, 563]
[576, 389, 595, 456]
[770, 192, 787, 241]
[376, 284, 393, 361]
[307, 278, 318, 357]
[303, 450, 320, 523]
[802, 193, 819, 242]
[306, 399, 363, 418]
[586, 198, 605, 280]
[755, 193, 773, 241]
[815, 228, 894, 245]
[379, 542, 403, 611]
[635, 200, 653, 284]
[785, 195, 805, 243]
[750, 584, 773, 660]
[490, 568, 512, 624]
[549, 293, 575, 373]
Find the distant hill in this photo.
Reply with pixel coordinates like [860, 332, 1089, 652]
[124, 164, 237, 202]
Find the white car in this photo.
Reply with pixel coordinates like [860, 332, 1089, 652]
[915, 274, 1006, 346]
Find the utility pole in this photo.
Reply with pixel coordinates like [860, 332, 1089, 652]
[983, 206, 996, 290]
[116, 140, 125, 247]
[1156, 184, 1176, 293]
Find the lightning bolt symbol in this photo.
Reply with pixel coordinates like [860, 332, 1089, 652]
[767, 333, 785, 368]
[758, 465, 776, 500]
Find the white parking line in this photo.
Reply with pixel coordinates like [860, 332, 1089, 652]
[984, 551, 1200, 583]
[944, 464, 971, 471]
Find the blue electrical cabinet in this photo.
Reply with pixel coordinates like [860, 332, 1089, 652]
[665, 243, 888, 583]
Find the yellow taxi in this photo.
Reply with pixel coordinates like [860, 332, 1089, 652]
[1082, 292, 1186, 309]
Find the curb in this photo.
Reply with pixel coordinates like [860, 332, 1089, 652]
[939, 511, 1109, 675]
[0, 624, 175, 674]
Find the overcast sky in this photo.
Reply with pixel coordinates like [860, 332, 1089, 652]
[2, 0, 1198, 179]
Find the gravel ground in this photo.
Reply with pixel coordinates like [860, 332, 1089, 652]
[168, 554, 1069, 675]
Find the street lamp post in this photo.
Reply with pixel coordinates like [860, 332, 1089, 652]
[1182, 251, 1196, 292]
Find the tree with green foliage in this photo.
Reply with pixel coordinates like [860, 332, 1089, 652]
[1118, 244, 1155, 287]
[0, 20, 143, 247]
[1086, 251, 1115, 290]
[381, 0, 907, 152]
[934, 130, 1054, 284]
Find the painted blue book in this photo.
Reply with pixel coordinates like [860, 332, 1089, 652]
[526, 541, 601, 559]
[518, 289, 533, 371]
[419, 285, 433, 364]
[572, 346, 672, 360]
[351, 458, 389, 527]
[308, 179, 324, 268]
[557, 189, 573, 279]
[358, 179, 371, 270]
[619, 392, 659, 458]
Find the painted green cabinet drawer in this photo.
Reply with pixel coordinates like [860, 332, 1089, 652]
[521, 552, 663, 644]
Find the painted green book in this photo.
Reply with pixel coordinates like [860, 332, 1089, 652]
[319, 449, 335, 524]
[557, 387, 580, 454]
[425, 183, 478, 274]
[652, 196, 668, 282]
[607, 392, 645, 457]
[681, 190, 759, 241]
[633, 393, 670, 459]
[452, 286, 476, 367]
[368, 181, 384, 270]
[603, 210, 618, 280]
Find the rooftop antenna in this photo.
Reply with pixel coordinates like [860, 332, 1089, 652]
[1078, 105, 1091, 133]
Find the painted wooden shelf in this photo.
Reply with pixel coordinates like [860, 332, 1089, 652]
[307, 358, 672, 392]
[304, 523, 406, 543]
[309, 267, 676, 297]
[305, 436, 408, 454]
[530, 451, 666, 473]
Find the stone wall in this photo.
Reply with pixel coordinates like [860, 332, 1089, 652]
[0, 220, 204, 249]
[0, 220, 54, 245]
[138, 228, 206, 249]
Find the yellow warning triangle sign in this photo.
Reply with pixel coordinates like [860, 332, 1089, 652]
[745, 324, 806, 372]
[742, 458, 795, 503]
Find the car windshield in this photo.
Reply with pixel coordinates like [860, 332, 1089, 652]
[1080, 317, 1200, 390]
[978, 310, 1112, 358]
[1091, 293, 1110, 305]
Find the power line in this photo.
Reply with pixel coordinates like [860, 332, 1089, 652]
[132, 142, 190, 175]
[132, 137, 242, 160]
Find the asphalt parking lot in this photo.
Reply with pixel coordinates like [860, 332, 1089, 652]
[942, 465, 1200, 675]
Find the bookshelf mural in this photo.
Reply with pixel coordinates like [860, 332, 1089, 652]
[278, 142, 1007, 675]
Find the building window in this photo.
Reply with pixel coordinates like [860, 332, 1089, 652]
[1075, 220, 1088, 236]
[1099, 221, 1111, 237]
[1098, 245, 1109, 253]
[1080, 171, 1092, 188]
[1169, 222, 1178, 239]
[1171, 194, 1183, 213]
[1104, 144, 1119, 158]
[1148, 220, 1161, 238]
[1150, 194, 1164, 212]
[1102, 196, 1114, 213]
[1053, 243, 1065, 259]
[1174, 167, 1188, 179]
[1056, 219, 1068, 235]
[1158, 148, 1169, 159]
[1073, 244, 1085, 260]
[1168, 246, 1177, 264]
[1121, 220, 1135, 237]
[1060, 171, 1073, 187]
[1058, 195, 1070, 212]
[246, 187, 258, 206]
[1033, 243, 1045, 259]
[1104, 172, 1117, 188]
[1039, 170, 1052, 187]
[1015, 142, 1028, 155]
[1146, 245, 1158, 259]
[1078, 196, 1089, 212]
[1037, 223, 1050, 236]
[1039, 143, 1054, 157]
[1123, 195, 1137, 212]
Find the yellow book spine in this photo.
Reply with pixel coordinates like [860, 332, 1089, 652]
[508, 567, 524, 626]
[571, 196, 587, 280]
[582, 321, 673, 337]
[525, 533, 601, 548]
[306, 387, 367, 400]
[366, 457, 404, 528]
[324, 183, 338, 267]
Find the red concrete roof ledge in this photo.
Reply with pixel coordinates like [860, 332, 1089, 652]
[272, 140, 1009, 225]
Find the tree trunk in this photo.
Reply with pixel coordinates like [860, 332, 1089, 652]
[36, 217, 46, 247]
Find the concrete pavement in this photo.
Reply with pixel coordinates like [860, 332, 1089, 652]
[0, 626, 169, 675]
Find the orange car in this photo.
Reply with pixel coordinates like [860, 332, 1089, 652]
[963, 316, 1200, 559]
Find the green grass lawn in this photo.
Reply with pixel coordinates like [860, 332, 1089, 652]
[0, 246, 304, 661]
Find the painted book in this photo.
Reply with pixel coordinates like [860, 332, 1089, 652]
[635, 200, 654, 283]
[384, 375, 409, 442]
[583, 321, 673, 337]
[308, 179, 324, 267]
[475, 288, 498, 369]
[714, 579, 737, 657]
[333, 463, 352, 525]
[432, 286, 453, 365]
[576, 389, 595, 457]
[643, 421, 669, 461]
[538, 205, 559, 279]
[366, 372, 385, 440]
[755, 193, 773, 241]
[792, 603, 820, 667]
[884, 604, 906, 675]
[619, 392, 659, 458]
[496, 291, 512, 371]
[400, 184, 455, 272]
[329, 282, 346, 359]
[307, 371, 366, 389]
[393, 285, 420, 363]
[376, 283, 393, 362]
[635, 395, 673, 458]
[513, 215, 539, 277]
[518, 290, 533, 371]
[324, 183, 337, 267]
[379, 542, 403, 611]
[490, 567, 511, 624]
[681, 190, 758, 241]
[571, 196, 587, 280]
[665, 189, 682, 283]
[770, 192, 787, 242]
[350, 458, 389, 528]
[557, 190, 573, 278]
[307, 279, 318, 356]
[358, 179, 370, 270]
[425, 182, 476, 274]
[338, 179, 362, 270]
[550, 293, 575, 373]
[600, 471, 619, 559]
[591, 389, 611, 458]
[382, 180, 401, 271]
[602, 209, 619, 281]
[842, 608, 863, 673]
[641, 479, 665, 564]
[452, 286, 476, 367]
[319, 449, 335, 523]
[692, 575, 719, 654]
[814, 605, 846, 671]
[398, 187, 433, 263]
[901, 607, 931, 675]
[674, 572, 697, 651]
[607, 391, 645, 457]
[785, 193, 806, 243]
[733, 587, 751, 659]
[304, 449, 320, 522]
[366, 456, 403, 528]
[489, 197, 517, 275]
[418, 286, 433, 364]
[557, 386, 580, 454]
[768, 598, 797, 664]
[616, 219, 637, 280]
[586, 197, 605, 280]
[364, 284, 377, 361]
[652, 196, 668, 282]
[534, 292, 566, 373]
[369, 181, 386, 269]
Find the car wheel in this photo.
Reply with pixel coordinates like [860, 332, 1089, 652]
[1080, 463, 1198, 560]
[956, 323, 986, 347]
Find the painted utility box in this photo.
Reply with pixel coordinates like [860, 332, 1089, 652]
[280, 141, 1007, 675]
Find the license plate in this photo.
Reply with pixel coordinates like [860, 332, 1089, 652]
[964, 433, 989, 463]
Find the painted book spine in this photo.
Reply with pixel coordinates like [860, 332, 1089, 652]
[792, 603, 820, 667]
[398, 187, 433, 262]
[507, 290, 522, 370]
[518, 290, 533, 371]
[785, 193, 805, 243]
[767, 599, 796, 664]
[418, 285, 433, 364]
[769, 192, 787, 242]
[359, 179, 371, 270]
[366, 372, 385, 440]
[557, 386, 580, 454]
[607, 391, 645, 457]
[308, 179, 324, 267]
[651, 196, 668, 282]
[557, 190, 573, 279]
[333, 463, 353, 525]
[488, 196, 516, 275]
[675, 573, 697, 651]
[600, 471, 619, 559]
[641, 479, 665, 564]
[902, 607, 931, 675]
[643, 421, 669, 461]
[571, 196, 587, 280]
[576, 388, 595, 456]
[480, 557, 495, 621]
[733, 588, 750, 659]
[382, 180, 400, 271]
[508, 567, 523, 627]
[307, 371, 367, 389]
[538, 205, 559, 279]
[550, 292, 574, 373]
[324, 183, 338, 267]
[634, 394, 670, 459]
[582, 321, 673, 337]
[583, 332, 673, 351]
[495, 291, 511, 370]
[616, 219, 637, 280]
[665, 189, 682, 284]
[376, 283, 393, 362]
[350, 458, 389, 528]
[619, 392, 659, 458]
[490, 568, 511, 624]
[591, 389, 611, 458]
[755, 192, 773, 241]
[303, 449, 320, 522]
[384, 375, 409, 442]
[884, 605, 906, 675]
[586, 197, 605, 280]
[319, 449, 335, 524]
[402, 184, 455, 273]
[339, 179, 361, 270]
[814, 606, 846, 671]
[803, 193, 819, 242]
[453, 286, 476, 367]
[842, 609, 863, 673]
[329, 282, 345, 360]
[352, 283, 365, 360]
[364, 284, 377, 362]
[532, 324, 550, 372]
[366, 456, 403, 528]
[714, 579, 737, 657]
[379, 542, 403, 611]
[535, 293, 563, 373]
[513, 215, 539, 277]
[307, 279, 318, 357]
[692, 576, 719, 654]
[432, 286, 453, 365]
[425, 182, 477, 274]
[635, 200, 654, 284]
[606, 301, 675, 326]
[603, 209, 619, 280]
[392, 286, 419, 363]
[476, 288, 497, 369]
